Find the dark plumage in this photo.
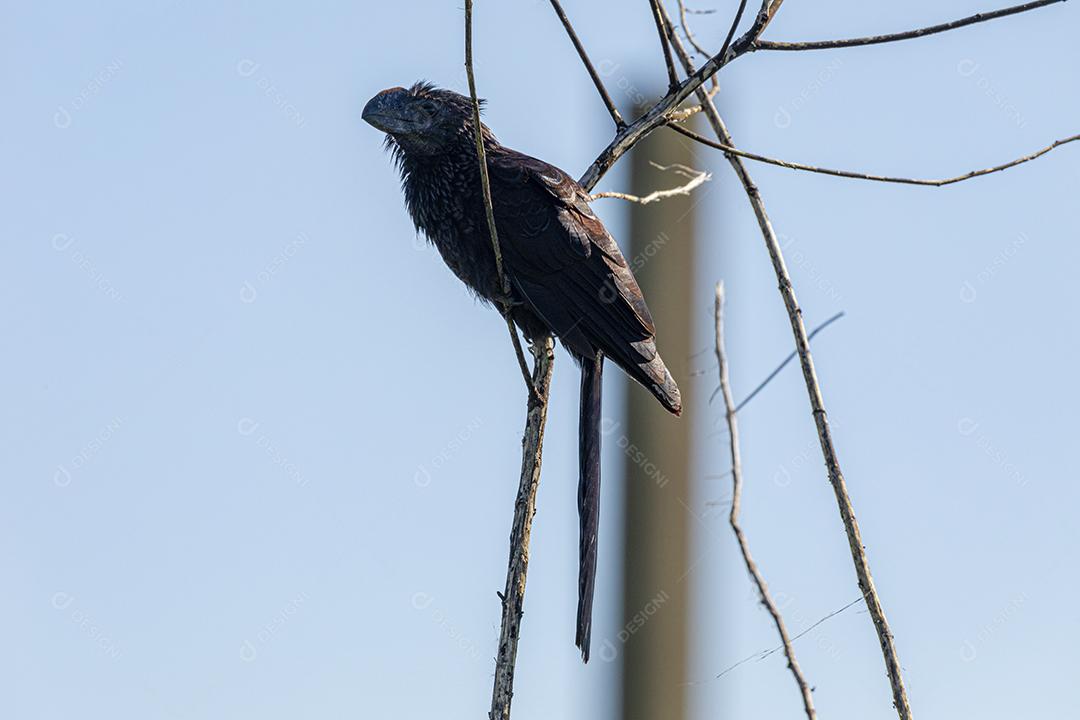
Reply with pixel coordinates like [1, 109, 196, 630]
[363, 82, 681, 662]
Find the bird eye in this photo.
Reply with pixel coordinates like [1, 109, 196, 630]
[420, 100, 439, 116]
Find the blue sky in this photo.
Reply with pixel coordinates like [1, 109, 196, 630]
[2, 1, 1077, 718]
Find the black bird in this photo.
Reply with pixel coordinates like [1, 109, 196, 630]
[363, 82, 681, 662]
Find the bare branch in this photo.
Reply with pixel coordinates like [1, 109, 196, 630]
[465, 0, 538, 396]
[754, 0, 1067, 51]
[714, 282, 818, 720]
[719, 0, 750, 65]
[590, 162, 711, 204]
[661, 8, 915, 719]
[465, 17, 558, 720]
[575, 0, 778, 190]
[489, 338, 556, 720]
[649, 0, 681, 89]
[548, 0, 626, 128]
[670, 124, 1080, 187]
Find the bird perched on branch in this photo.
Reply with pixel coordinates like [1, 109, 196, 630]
[363, 82, 681, 662]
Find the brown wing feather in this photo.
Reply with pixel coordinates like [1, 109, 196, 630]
[487, 149, 680, 414]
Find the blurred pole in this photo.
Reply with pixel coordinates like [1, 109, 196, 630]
[619, 124, 696, 720]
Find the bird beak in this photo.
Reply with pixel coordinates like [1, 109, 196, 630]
[363, 87, 412, 134]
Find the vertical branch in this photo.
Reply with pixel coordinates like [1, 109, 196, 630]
[464, 0, 537, 395]
[649, 0, 681, 89]
[548, 0, 626, 128]
[489, 337, 555, 720]
[464, 4, 557, 718]
[660, 8, 915, 719]
[715, 283, 817, 720]
[718, 0, 750, 65]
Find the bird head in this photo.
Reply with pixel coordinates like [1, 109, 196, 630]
[363, 82, 490, 155]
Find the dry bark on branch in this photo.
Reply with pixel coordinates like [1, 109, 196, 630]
[489, 338, 555, 720]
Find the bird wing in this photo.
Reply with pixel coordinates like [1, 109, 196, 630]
[487, 149, 656, 364]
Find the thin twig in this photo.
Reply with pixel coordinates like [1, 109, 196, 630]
[649, 0, 681, 89]
[670, 124, 1080, 187]
[709, 595, 866, 682]
[733, 312, 846, 412]
[715, 282, 817, 720]
[718, 0, 750, 66]
[464, 0, 537, 397]
[667, 84, 721, 122]
[661, 8, 915, 718]
[754, 0, 1067, 51]
[548, 0, 626, 128]
[590, 162, 711, 204]
[489, 337, 556, 720]
[704, 310, 845, 402]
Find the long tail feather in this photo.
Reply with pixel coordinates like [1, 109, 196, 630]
[576, 353, 604, 662]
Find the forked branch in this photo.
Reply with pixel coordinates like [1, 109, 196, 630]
[573, 0, 1068, 190]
